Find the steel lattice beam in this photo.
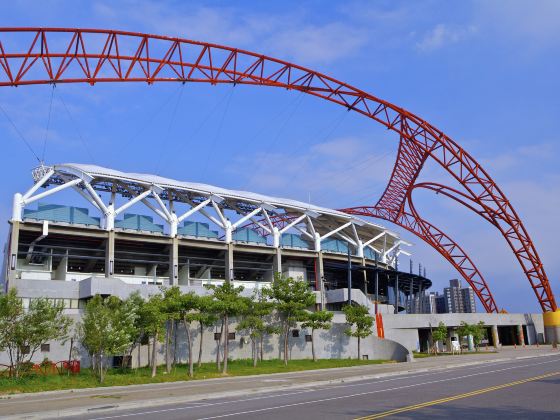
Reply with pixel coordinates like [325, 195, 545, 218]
[0, 27, 555, 312]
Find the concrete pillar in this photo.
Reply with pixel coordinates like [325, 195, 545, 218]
[517, 325, 525, 346]
[105, 230, 115, 277]
[543, 310, 560, 347]
[169, 236, 179, 286]
[178, 259, 190, 286]
[225, 243, 234, 282]
[272, 247, 282, 277]
[467, 334, 474, 351]
[317, 251, 325, 310]
[7, 221, 21, 286]
[54, 249, 68, 281]
[491, 324, 500, 349]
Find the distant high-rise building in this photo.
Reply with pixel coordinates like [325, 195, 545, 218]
[442, 279, 477, 313]
[461, 285, 477, 313]
[435, 294, 447, 313]
[407, 292, 439, 314]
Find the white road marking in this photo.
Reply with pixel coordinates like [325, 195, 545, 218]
[85, 357, 560, 420]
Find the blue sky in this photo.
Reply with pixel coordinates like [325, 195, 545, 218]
[0, 0, 559, 312]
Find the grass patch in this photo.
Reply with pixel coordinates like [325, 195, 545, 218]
[0, 358, 389, 395]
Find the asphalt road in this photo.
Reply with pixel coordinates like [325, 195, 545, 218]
[64, 354, 560, 420]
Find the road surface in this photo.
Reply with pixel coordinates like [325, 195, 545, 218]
[64, 353, 560, 419]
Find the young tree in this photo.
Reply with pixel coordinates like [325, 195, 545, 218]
[0, 288, 24, 377]
[301, 310, 333, 362]
[457, 321, 470, 350]
[431, 322, 448, 355]
[343, 304, 374, 360]
[177, 290, 200, 377]
[0, 290, 73, 378]
[205, 282, 247, 374]
[161, 287, 182, 373]
[140, 294, 167, 378]
[121, 291, 145, 369]
[472, 321, 487, 351]
[264, 274, 315, 366]
[238, 292, 276, 367]
[193, 295, 219, 368]
[457, 321, 487, 351]
[80, 295, 137, 382]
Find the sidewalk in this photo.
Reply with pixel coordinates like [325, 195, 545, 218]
[1, 346, 558, 419]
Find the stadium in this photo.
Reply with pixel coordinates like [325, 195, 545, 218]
[0, 28, 558, 368]
[2, 163, 437, 363]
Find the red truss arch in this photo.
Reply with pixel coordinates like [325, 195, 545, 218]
[0, 27, 555, 312]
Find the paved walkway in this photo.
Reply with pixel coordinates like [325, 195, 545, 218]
[1, 346, 557, 419]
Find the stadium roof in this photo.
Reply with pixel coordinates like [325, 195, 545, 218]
[19, 163, 407, 260]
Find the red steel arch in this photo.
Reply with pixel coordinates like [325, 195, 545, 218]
[0, 27, 555, 312]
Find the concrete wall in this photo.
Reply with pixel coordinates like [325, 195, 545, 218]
[0, 312, 409, 368]
[382, 312, 545, 351]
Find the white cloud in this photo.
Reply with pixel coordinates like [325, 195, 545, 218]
[266, 23, 367, 64]
[475, 0, 560, 50]
[92, 1, 368, 65]
[416, 24, 478, 52]
[226, 136, 395, 208]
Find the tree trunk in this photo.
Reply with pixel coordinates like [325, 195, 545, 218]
[99, 354, 104, 383]
[151, 335, 157, 378]
[216, 319, 223, 370]
[68, 338, 74, 376]
[165, 321, 171, 373]
[223, 314, 229, 374]
[284, 326, 290, 366]
[198, 322, 204, 367]
[311, 329, 316, 362]
[183, 319, 193, 378]
[357, 337, 361, 360]
[147, 336, 151, 368]
[253, 338, 258, 367]
[173, 320, 178, 368]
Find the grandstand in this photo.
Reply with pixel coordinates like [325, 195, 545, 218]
[4, 163, 431, 314]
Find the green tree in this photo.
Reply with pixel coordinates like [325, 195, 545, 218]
[472, 321, 487, 351]
[80, 295, 137, 382]
[121, 291, 145, 369]
[205, 282, 247, 374]
[140, 294, 167, 378]
[193, 295, 219, 368]
[301, 310, 333, 361]
[343, 304, 374, 360]
[457, 321, 470, 349]
[264, 273, 315, 366]
[238, 291, 276, 367]
[0, 288, 24, 376]
[431, 322, 448, 355]
[457, 321, 487, 351]
[161, 287, 182, 373]
[0, 290, 72, 378]
[176, 290, 200, 377]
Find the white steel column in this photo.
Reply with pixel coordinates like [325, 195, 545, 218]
[272, 227, 281, 276]
[12, 193, 23, 222]
[7, 220, 21, 285]
[105, 230, 115, 278]
[225, 242, 234, 283]
[170, 236, 179, 286]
